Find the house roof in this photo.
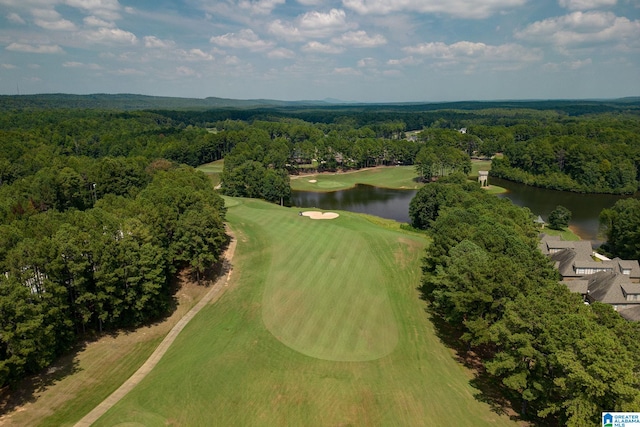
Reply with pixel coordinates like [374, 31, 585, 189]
[618, 306, 640, 322]
[534, 215, 546, 224]
[621, 282, 640, 295]
[562, 279, 588, 295]
[586, 272, 635, 305]
[616, 259, 640, 279]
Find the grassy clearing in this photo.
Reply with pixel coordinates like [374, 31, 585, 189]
[94, 199, 518, 426]
[0, 276, 213, 427]
[196, 159, 224, 188]
[290, 166, 422, 192]
[470, 159, 492, 177]
[542, 227, 582, 241]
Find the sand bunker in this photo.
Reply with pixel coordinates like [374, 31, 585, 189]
[302, 211, 339, 220]
[308, 179, 317, 183]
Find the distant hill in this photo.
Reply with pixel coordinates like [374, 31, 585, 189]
[0, 93, 333, 111]
[0, 93, 638, 115]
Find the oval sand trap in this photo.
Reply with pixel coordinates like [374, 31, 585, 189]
[308, 179, 317, 183]
[302, 211, 339, 220]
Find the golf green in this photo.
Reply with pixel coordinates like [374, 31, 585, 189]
[261, 207, 398, 361]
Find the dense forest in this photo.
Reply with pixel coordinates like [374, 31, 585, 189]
[0, 110, 233, 389]
[409, 176, 640, 426]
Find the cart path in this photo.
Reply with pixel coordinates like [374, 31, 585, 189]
[74, 232, 237, 427]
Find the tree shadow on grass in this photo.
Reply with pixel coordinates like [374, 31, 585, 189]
[420, 297, 528, 425]
[0, 233, 234, 420]
[0, 343, 83, 418]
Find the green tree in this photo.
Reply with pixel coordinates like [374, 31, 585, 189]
[599, 198, 640, 261]
[262, 169, 291, 206]
[548, 205, 572, 230]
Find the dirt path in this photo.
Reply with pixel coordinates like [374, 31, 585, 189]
[73, 232, 237, 427]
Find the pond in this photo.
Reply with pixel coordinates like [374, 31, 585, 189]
[292, 185, 417, 223]
[292, 179, 639, 242]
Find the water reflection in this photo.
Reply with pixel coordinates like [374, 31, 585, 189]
[491, 177, 637, 242]
[292, 179, 639, 242]
[292, 185, 417, 223]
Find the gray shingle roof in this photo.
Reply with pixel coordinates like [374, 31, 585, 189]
[586, 272, 631, 305]
[562, 279, 588, 295]
[618, 306, 640, 322]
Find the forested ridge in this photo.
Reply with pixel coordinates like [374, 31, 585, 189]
[409, 176, 640, 426]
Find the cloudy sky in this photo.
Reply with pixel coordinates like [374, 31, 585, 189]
[0, 0, 638, 101]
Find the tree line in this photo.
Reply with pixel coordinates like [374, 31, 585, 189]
[0, 110, 229, 389]
[409, 176, 640, 426]
[487, 117, 640, 194]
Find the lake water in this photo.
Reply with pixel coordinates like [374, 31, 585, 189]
[291, 179, 639, 242]
[292, 185, 417, 223]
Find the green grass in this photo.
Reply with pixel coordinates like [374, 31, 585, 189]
[470, 159, 492, 177]
[196, 159, 224, 188]
[541, 226, 581, 241]
[94, 199, 517, 426]
[34, 338, 163, 427]
[290, 166, 423, 192]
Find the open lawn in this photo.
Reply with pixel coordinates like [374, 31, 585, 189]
[290, 166, 422, 192]
[196, 159, 224, 188]
[542, 226, 582, 241]
[93, 199, 519, 426]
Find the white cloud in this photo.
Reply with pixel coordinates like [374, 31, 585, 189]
[268, 47, 295, 59]
[225, 55, 240, 65]
[143, 36, 175, 49]
[7, 12, 26, 24]
[238, 0, 285, 14]
[112, 67, 144, 75]
[269, 8, 356, 41]
[63, 61, 102, 69]
[558, 0, 616, 10]
[543, 57, 592, 70]
[357, 57, 377, 67]
[210, 29, 274, 51]
[342, 0, 527, 19]
[176, 48, 214, 61]
[1, 63, 17, 69]
[516, 11, 640, 48]
[387, 56, 421, 66]
[83, 16, 115, 27]
[404, 41, 542, 62]
[300, 8, 348, 31]
[64, 0, 122, 20]
[333, 67, 361, 75]
[32, 8, 77, 31]
[82, 27, 138, 44]
[302, 41, 345, 53]
[332, 30, 386, 47]
[6, 42, 64, 53]
[176, 65, 200, 77]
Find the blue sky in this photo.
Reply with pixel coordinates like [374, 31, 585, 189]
[0, 0, 638, 102]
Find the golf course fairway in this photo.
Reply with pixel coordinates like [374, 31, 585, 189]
[93, 198, 517, 426]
